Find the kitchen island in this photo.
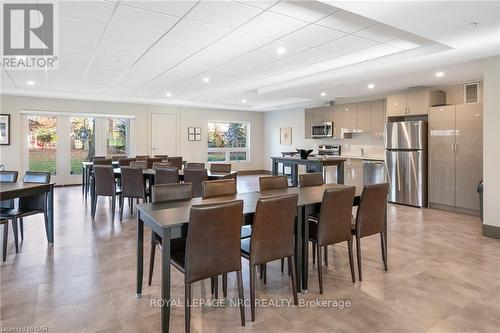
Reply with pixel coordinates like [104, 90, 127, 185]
[271, 156, 346, 186]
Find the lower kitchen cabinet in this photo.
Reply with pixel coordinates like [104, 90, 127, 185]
[345, 158, 364, 189]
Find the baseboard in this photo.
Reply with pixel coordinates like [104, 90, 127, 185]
[483, 224, 500, 239]
[429, 203, 480, 217]
[237, 170, 271, 175]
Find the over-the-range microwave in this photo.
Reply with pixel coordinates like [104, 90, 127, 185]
[311, 122, 333, 138]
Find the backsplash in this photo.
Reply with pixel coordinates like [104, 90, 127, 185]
[304, 132, 385, 157]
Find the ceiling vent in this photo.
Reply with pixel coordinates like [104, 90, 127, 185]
[464, 83, 479, 104]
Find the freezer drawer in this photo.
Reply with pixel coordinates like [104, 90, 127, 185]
[386, 150, 427, 207]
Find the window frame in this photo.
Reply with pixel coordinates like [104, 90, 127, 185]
[206, 121, 250, 163]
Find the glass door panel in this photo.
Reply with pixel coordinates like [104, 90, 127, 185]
[28, 115, 57, 175]
[70, 117, 95, 175]
[106, 118, 129, 158]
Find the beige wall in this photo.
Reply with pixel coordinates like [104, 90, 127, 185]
[0, 94, 264, 173]
[482, 56, 500, 234]
[440, 82, 483, 105]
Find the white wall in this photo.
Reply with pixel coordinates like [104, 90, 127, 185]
[0, 94, 264, 174]
[482, 56, 500, 235]
[263, 107, 384, 171]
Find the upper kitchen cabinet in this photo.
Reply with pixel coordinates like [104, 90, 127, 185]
[356, 101, 372, 132]
[371, 99, 386, 138]
[386, 90, 446, 116]
[332, 105, 343, 139]
[342, 103, 357, 132]
[304, 106, 333, 139]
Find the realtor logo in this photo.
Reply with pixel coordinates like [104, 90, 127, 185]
[1, 2, 58, 69]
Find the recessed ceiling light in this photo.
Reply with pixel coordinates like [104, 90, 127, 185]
[276, 47, 287, 55]
[320, 92, 326, 97]
[165, 92, 172, 97]
[241, 99, 247, 103]
[367, 83, 375, 89]
[27, 80, 35, 86]
[435, 71, 445, 78]
[469, 20, 482, 28]
[203, 77, 210, 83]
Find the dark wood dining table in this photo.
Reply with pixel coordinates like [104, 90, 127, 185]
[136, 183, 385, 333]
[0, 181, 55, 243]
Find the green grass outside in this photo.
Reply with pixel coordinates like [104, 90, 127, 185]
[29, 148, 89, 175]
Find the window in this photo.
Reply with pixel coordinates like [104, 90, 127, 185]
[70, 117, 95, 175]
[106, 118, 129, 158]
[28, 115, 57, 174]
[207, 122, 249, 162]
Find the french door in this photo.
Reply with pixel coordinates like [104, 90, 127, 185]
[22, 113, 131, 186]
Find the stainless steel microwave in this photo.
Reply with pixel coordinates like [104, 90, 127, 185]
[311, 122, 333, 138]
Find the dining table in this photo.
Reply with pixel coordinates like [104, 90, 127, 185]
[135, 183, 385, 333]
[0, 181, 55, 243]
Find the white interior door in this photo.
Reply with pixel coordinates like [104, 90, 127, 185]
[151, 113, 177, 156]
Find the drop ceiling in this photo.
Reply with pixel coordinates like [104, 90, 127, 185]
[1, 0, 499, 111]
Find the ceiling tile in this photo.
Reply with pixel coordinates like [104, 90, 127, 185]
[60, 17, 106, 39]
[134, 47, 187, 70]
[354, 23, 408, 42]
[186, 0, 262, 29]
[90, 53, 136, 74]
[123, 66, 165, 81]
[281, 24, 345, 47]
[287, 48, 339, 64]
[1, 71, 16, 88]
[97, 26, 161, 59]
[122, 1, 197, 17]
[195, 44, 246, 62]
[166, 19, 230, 43]
[238, 11, 308, 38]
[318, 35, 377, 54]
[164, 64, 206, 78]
[249, 40, 309, 60]
[59, 33, 100, 52]
[47, 71, 82, 92]
[58, 48, 94, 74]
[110, 5, 178, 34]
[60, 1, 116, 24]
[233, 0, 280, 10]
[386, 33, 430, 50]
[154, 36, 208, 54]
[216, 31, 272, 52]
[9, 71, 48, 89]
[316, 10, 377, 33]
[180, 55, 226, 70]
[270, 0, 340, 23]
[81, 67, 121, 86]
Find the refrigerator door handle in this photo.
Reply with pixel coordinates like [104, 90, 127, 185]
[396, 153, 401, 192]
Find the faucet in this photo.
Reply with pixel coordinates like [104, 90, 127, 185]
[360, 147, 365, 157]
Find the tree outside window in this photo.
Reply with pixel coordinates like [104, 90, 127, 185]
[207, 122, 249, 162]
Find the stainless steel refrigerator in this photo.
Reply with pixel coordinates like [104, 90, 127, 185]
[385, 120, 427, 207]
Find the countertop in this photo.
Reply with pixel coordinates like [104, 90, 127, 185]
[340, 155, 385, 161]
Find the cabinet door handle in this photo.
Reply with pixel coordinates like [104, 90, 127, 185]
[455, 144, 458, 152]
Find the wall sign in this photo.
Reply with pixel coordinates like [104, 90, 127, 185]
[188, 127, 201, 141]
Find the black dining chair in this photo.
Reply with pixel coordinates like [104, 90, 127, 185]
[183, 168, 208, 198]
[1, 171, 50, 258]
[130, 161, 147, 169]
[155, 167, 179, 184]
[0, 171, 19, 261]
[119, 167, 147, 221]
[92, 166, 121, 220]
[185, 162, 205, 169]
[167, 157, 183, 170]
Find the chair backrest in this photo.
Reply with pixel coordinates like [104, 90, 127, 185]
[112, 155, 127, 161]
[19, 171, 51, 210]
[155, 167, 179, 185]
[259, 175, 288, 191]
[92, 156, 106, 161]
[152, 183, 192, 202]
[93, 166, 116, 196]
[202, 179, 236, 199]
[0, 170, 18, 182]
[23, 171, 51, 183]
[167, 157, 183, 170]
[120, 167, 145, 198]
[185, 162, 205, 169]
[135, 155, 149, 161]
[183, 169, 208, 197]
[299, 173, 323, 187]
[354, 183, 389, 238]
[118, 158, 135, 167]
[93, 158, 112, 166]
[250, 194, 298, 265]
[210, 163, 231, 173]
[152, 162, 173, 169]
[130, 161, 148, 170]
[146, 157, 163, 169]
[0, 171, 18, 209]
[317, 187, 356, 246]
[185, 200, 244, 283]
[154, 154, 168, 160]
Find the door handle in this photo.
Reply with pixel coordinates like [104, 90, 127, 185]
[455, 144, 458, 152]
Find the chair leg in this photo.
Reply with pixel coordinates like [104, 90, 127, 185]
[250, 264, 256, 321]
[148, 236, 156, 286]
[3, 222, 8, 261]
[92, 195, 98, 219]
[214, 276, 218, 299]
[129, 198, 133, 214]
[287, 256, 298, 305]
[324, 246, 328, 266]
[119, 196, 125, 222]
[347, 239, 356, 283]
[312, 241, 316, 265]
[222, 273, 228, 298]
[381, 232, 388, 271]
[211, 277, 215, 294]
[281, 258, 284, 273]
[263, 264, 267, 285]
[11, 218, 19, 253]
[43, 212, 49, 240]
[356, 236, 362, 281]
[236, 270, 245, 326]
[316, 244, 323, 294]
[185, 282, 192, 333]
[19, 218, 24, 241]
[111, 195, 116, 218]
[259, 264, 264, 279]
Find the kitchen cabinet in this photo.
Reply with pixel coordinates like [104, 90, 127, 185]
[304, 106, 333, 139]
[332, 105, 343, 138]
[345, 158, 364, 189]
[342, 104, 357, 132]
[429, 103, 483, 213]
[356, 101, 372, 132]
[387, 90, 446, 117]
[371, 99, 386, 138]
